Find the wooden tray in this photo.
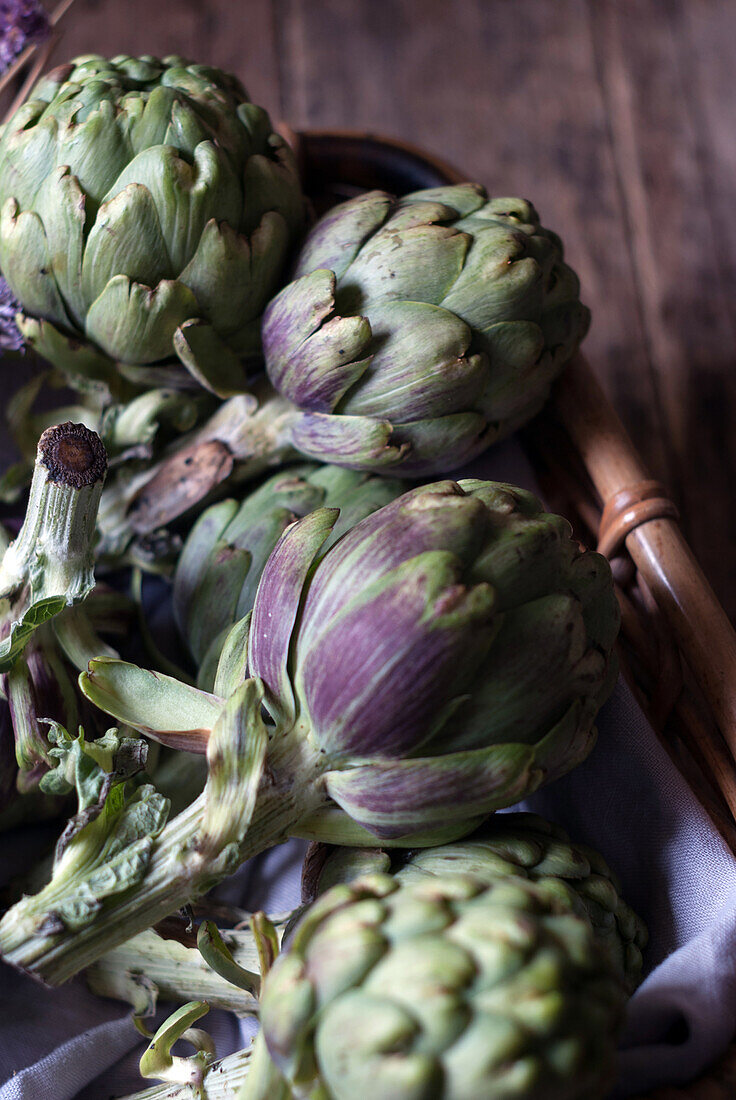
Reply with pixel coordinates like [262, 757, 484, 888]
[288, 128, 736, 1100]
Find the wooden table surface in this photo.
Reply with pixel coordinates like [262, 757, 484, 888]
[8, 0, 736, 620]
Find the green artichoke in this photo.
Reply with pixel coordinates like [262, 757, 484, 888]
[305, 813, 647, 994]
[251, 871, 627, 1100]
[86, 812, 645, 1023]
[0, 54, 304, 398]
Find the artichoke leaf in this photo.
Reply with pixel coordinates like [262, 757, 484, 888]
[391, 411, 495, 476]
[341, 301, 483, 420]
[103, 143, 241, 273]
[249, 508, 338, 724]
[324, 741, 540, 838]
[84, 275, 200, 364]
[17, 315, 129, 400]
[290, 411, 408, 469]
[172, 498, 239, 633]
[179, 211, 289, 335]
[173, 319, 249, 398]
[184, 537, 251, 664]
[400, 183, 487, 218]
[200, 678, 268, 857]
[79, 656, 223, 750]
[0, 199, 70, 327]
[211, 612, 251, 701]
[81, 183, 173, 306]
[292, 804, 487, 850]
[32, 166, 86, 327]
[242, 149, 304, 235]
[338, 222, 469, 312]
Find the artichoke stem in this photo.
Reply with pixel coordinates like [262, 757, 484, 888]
[0, 729, 327, 984]
[0, 422, 107, 604]
[99, 378, 298, 547]
[86, 922, 286, 1018]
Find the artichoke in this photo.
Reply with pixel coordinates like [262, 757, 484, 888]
[0, 478, 617, 981]
[104, 184, 589, 547]
[173, 463, 408, 683]
[251, 870, 628, 1100]
[0, 54, 304, 398]
[305, 813, 647, 994]
[261, 184, 589, 474]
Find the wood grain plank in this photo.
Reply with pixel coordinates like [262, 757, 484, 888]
[24, 0, 281, 122]
[274, 0, 674, 487]
[589, 0, 736, 621]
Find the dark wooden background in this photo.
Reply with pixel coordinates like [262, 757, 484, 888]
[8, 0, 736, 620]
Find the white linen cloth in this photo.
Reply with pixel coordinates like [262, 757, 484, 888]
[1, 438, 735, 1099]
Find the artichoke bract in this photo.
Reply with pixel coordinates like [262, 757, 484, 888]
[251, 871, 627, 1100]
[262, 185, 589, 474]
[173, 464, 408, 684]
[305, 813, 647, 994]
[0, 55, 304, 397]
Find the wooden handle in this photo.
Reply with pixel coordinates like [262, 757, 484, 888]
[555, 355, 736, 759]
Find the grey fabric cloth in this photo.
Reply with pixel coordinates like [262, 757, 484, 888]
[1, 437, 734, 1098]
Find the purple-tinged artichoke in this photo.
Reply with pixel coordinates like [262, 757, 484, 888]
[0, 478, 617, 982]
[261, 185, 589, 474]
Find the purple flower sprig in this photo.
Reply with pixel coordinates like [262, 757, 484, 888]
[0, 0, 49, 76]
[0, 276, 23, 351]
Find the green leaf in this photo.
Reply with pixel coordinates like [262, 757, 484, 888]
[292, 804, 487, 849]
[0, 595, 67, 672]
[0, 198, 69, 328]
[81, 183, 173, 307]
[211, 613, 251, 697]
[84, 275, 200, 365]
[17, 315, 127, 401]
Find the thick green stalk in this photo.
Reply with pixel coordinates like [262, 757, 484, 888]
[0, 422, 106, 603]
[86, 922, 287, 1017]
[0, 728, 327, 984]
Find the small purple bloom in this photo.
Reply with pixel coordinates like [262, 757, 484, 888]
[0, 0, 50, 75]
[0, 276, 24, 352]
